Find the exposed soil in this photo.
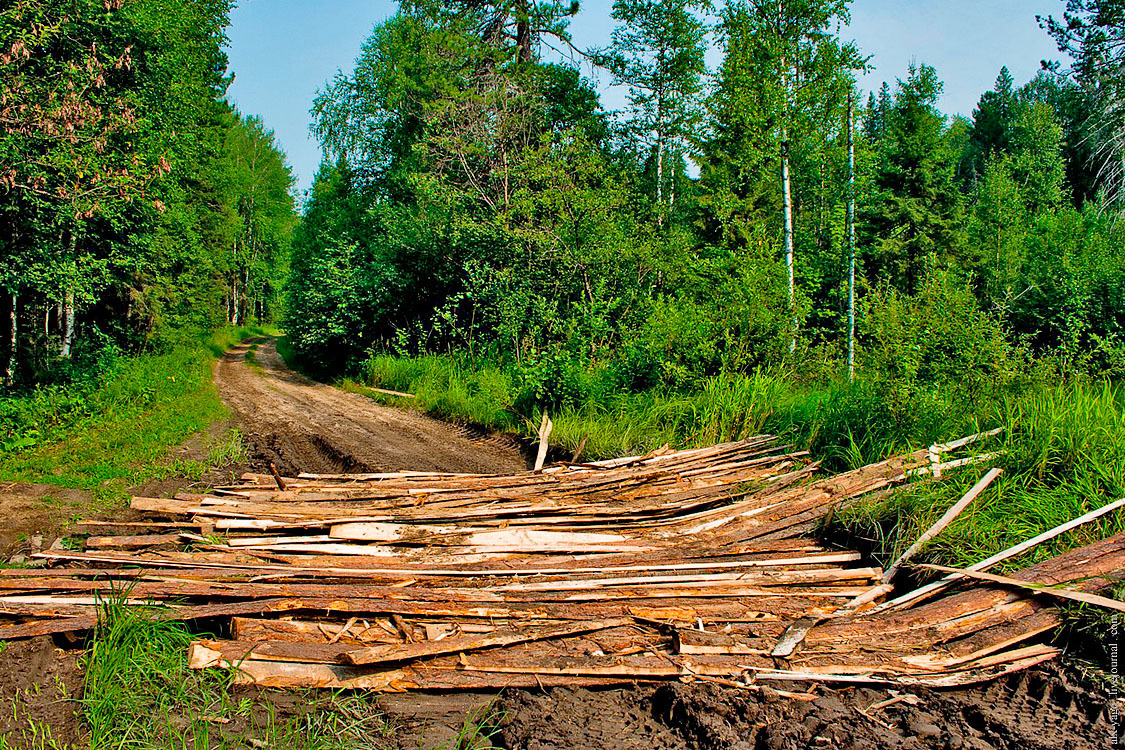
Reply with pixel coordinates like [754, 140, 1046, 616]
[1, 338, 1121, 749]
[0, 418, 242, 560]
[500, 664, 1117, 750]
[214, 339, 527, 476]
[0, 638, 85, 747]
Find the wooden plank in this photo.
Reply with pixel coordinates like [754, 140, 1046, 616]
[674, 629, 768, 656]
[188, 646, 657, 690]
[916, 564, 1125, 614]
[29, 551, 865, 580]
[231, 617, 402, 644]
[344, 618, 632, 666]
[534, 412, 554, 472]
[497, 567, 881, 592]
[86, 534, 183, 549]
[883, 468, 1002, 584]
[875, 497, 1125, 612]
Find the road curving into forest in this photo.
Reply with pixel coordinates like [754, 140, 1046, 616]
[213, 338, 526, 477]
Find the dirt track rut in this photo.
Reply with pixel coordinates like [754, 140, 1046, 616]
[213, 339, 526, 476]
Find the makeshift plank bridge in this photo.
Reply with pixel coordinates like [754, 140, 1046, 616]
[2, 435, 1122, 692]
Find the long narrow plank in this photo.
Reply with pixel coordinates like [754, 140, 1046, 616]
[875, 498, 1125, 612]
[344, 618, 632, 666]
[29, 551, 863, 580]
[882, 468, 1003, 584]
[917, 563, 1125, 614]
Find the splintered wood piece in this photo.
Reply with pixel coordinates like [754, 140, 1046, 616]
[916, 564, 1125, 614]
[674, 629, 768, 656]
[877, 497, 1125, 612]
[85, 534, 183, 550]
[769, 615, 824, 659]
[883, 468, 1002, 584]
[534, 413, 554, 472]
[344, 618, 632, 666]
[231, 617, 401, 644]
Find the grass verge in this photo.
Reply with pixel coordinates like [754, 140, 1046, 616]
[0, 326, 270, 505]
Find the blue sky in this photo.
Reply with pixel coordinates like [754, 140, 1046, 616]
[226, 0, 1064, 194]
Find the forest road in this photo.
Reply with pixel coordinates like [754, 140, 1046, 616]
[213, 338, 527, 477]
[213, 338, 530, 747]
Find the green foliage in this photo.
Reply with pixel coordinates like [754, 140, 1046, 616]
[1006, 206, 1125, 371]
[861, 63, 965, 292]
[0, 0, 295, 391]
[595, 0, 710, 207]
[858, 270, 1017, 397]
[0, 326, 265, 496]
[838, 381, 1125, 575]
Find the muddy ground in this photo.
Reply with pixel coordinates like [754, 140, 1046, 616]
[214, 339, 526, 477]
[1, 339, 1120, 749]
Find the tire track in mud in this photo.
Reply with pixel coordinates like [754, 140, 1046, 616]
[213, 339, 527, 476]
[500, 664, 1117, 750]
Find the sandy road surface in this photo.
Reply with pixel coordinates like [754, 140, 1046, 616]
[213, 338, 526, 476]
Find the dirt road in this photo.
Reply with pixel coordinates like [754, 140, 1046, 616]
[214, 339, 526, 476]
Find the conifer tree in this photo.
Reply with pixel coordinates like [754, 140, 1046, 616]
[862, 64, 964, 292]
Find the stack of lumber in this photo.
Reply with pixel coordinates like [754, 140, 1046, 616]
[1, 436, 1120, 692]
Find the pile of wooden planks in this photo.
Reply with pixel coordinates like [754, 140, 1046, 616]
[2, 435, 1121, 692]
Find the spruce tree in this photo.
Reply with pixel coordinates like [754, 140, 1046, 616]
[862, 64, 964, 292]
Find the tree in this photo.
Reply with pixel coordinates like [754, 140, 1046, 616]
[218, 112, 296, 326]
[863, 82, 892, 140]
[1041, 0, 1125, 204]
[1022, 70, 1101, 205]
[596, 0, 710, 210]
[960, 67, 1018, 185]
[432, 0, 580, 62]
[862, 64, 964, 292]
[1, 0, 245, 382]
[700, 0, 864, 351]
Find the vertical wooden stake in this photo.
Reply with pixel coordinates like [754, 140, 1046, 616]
[534, 412, 554, 472]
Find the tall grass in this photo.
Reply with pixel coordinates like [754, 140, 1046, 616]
[83, 595, 220, 749]
[838, 381, 1125, 572]
[363, 353, 985, 464]
[82, 596, 392, 750]
[364, 353, 1125, 573]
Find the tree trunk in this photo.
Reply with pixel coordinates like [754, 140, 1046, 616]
[61, 230, 78, 357]
[515, 0, 533, 62]
[669, 145, 677, 210]
[61, 290, 75, 358]
[240, 265, 250, 325]
[782, 132, 796, 354]
[4, 291, 16, 386]
[846, 93, 857, 383]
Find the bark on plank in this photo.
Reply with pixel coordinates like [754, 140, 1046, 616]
[344, 618, 632, 666]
